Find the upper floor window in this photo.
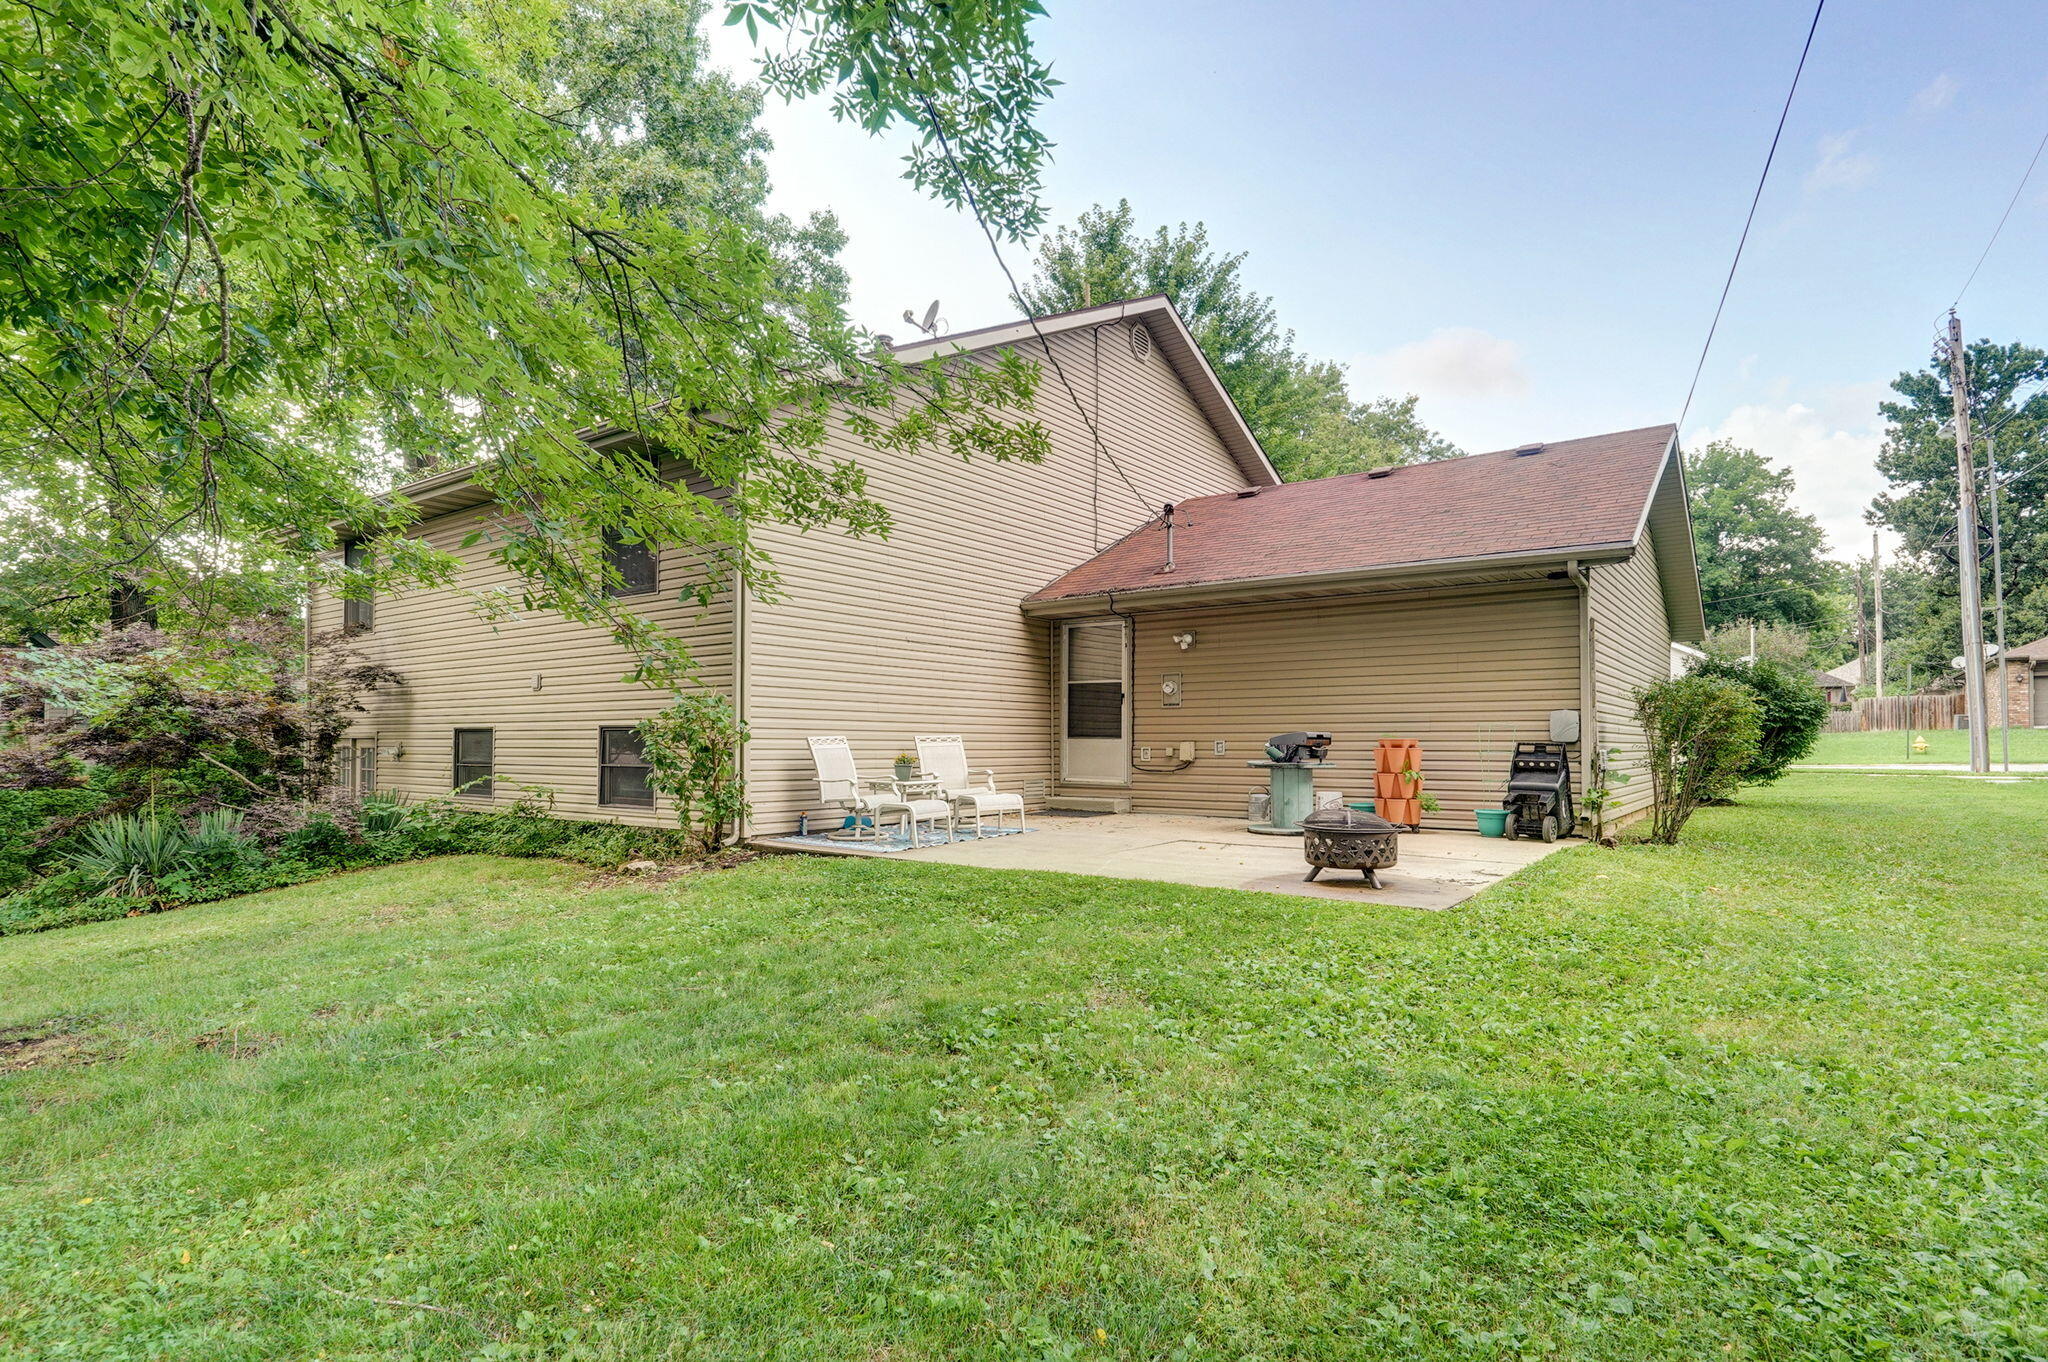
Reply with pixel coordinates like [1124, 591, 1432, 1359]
[598, 727, 654, 807]
[341, 540, 375, 631]
[602, 531, 657, 597]
[453, 728, 494, 797]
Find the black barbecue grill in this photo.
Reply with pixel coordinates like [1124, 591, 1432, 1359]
[1503, 741, 1574, 842]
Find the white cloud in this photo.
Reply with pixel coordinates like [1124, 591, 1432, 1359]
[1804, 132, 1878, 194]
[1911, 72, 1959, 116]
[1353, 326, 1530, 400]
[1691, 392, 1891, 556]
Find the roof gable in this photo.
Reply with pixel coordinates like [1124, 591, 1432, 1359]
[891, 295, 1279, 488]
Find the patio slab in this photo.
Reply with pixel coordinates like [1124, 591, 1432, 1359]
[752, 811, 1573, 910]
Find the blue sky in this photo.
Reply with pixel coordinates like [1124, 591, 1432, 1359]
[703, 2, 2047, 558]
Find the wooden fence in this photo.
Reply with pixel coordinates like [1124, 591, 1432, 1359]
[1826, 691, 1967, 733]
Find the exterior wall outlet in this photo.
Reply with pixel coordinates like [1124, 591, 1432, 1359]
[1139, 746, 1152, 761]
[1212, 740, 1228, 756]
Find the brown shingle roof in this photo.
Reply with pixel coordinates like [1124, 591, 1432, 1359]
[2006, 634, 2048, 662]
[1028, 423, 1678, 603]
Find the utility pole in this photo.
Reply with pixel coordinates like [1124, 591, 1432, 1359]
[1871, 530, 1884, 699]
[1852, 564, 1866, 689]
[1945, 312, 1991, 774]
[1987, 436, 2011, 772]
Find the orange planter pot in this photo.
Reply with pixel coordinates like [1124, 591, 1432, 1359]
[1374, 771, 1404, 798]
[1381, 798, 1418, 826]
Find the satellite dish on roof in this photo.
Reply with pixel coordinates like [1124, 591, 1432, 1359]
[902, 300, 943, 336]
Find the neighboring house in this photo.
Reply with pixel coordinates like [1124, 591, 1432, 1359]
[1815, 665, 1858, 705]
[311, 296, 1705, 836]
[2002, 635, 2048, 727]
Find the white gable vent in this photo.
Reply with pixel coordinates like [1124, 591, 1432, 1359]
[1128, 321, 1152, 361]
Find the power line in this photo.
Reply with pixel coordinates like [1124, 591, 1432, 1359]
[910, 94, 1156, 520]
[1699, 582, 1823, 610]
[1676, 0, 1826, 434]
[1950, 125, 2048, 311]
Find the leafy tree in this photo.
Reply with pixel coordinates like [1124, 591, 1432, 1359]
[1701, 621, 1815, 669]
[1019, 201, 1458, 480]
[0, 621, 401, 836]
[1868, 338, 2048, 675]
[1689, 657, 1828, 785]
[1634, 675, 1761, 845]
[0, 0, 1056, 682]
[1687, 440, 1835, 631]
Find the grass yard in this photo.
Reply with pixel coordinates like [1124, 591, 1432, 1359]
[1805, 726, 2048, 765]
[4, 773, 2048, 1359]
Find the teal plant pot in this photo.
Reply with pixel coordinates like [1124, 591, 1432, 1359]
[1346, 800, 1376, 814]
[1474, 808, 1509, 838]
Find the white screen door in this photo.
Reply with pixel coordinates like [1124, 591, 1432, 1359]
[1062, 619, 1129, 784]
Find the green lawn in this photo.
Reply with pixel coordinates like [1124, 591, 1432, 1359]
[1805, 726, 2048, 765]
[5, 774, 2048, 1359]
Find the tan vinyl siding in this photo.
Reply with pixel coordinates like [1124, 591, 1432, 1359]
[312, 481, 733, 827]
[742, 324, 1252, 833]
[1587, 530, 1673, 827]
[1120, 581, 1582, 826]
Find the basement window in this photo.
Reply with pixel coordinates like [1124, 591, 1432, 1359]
[453, 728, 494, 797]
[598, 727, 655, 808]
[602, 531, 657, 597]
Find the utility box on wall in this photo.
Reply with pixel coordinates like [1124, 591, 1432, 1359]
[1549, 709, 1581, 744]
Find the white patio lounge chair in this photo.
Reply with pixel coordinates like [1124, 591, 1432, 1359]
[914, 734, 1027, 836]
[806, 736, 952, 845]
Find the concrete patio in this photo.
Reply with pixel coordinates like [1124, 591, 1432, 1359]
[752, 811, 1574, 910]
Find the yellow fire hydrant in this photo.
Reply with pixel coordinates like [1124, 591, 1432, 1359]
[1911, 735, 1929, 755]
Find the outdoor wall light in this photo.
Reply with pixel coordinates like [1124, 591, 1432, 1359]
[1173, 631, 1197, 651]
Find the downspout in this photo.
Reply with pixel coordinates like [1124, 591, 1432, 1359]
[1105, 590, 1136, 790]
[732, 559, 748, 839]
[1565, 559, 1599, 839]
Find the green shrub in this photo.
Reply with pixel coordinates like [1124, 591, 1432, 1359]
[0, 786, 109, 892]
[1690, 657, 1829, 784]
[0, 869, 146, 936]
[64, 814, 194, 900]
[7, 799, 711, 939]
[1635, 675, 1762, 845]
[360, 790, 410, 835]
[639, 694, 749, 852]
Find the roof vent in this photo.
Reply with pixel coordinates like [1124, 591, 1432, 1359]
[1366, 466, 1396, 479]
[1128, 321, 1151, 361]
[1234, 487, 1261, 499]
[1515, 442, 1545, 456]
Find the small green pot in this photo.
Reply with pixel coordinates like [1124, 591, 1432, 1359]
[1346, 800, 1376, 814]
[1474, 808, 1509, 838]
[894, 762, 918, 781]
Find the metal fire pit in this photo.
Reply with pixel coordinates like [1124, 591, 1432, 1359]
[1299, 807, 1399, 887]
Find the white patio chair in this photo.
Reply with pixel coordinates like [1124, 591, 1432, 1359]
[914, 734, 1027, 836]
[806, 736, 953, 845]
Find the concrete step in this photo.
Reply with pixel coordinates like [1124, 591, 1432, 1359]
[1049, 794, 1133, 814]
